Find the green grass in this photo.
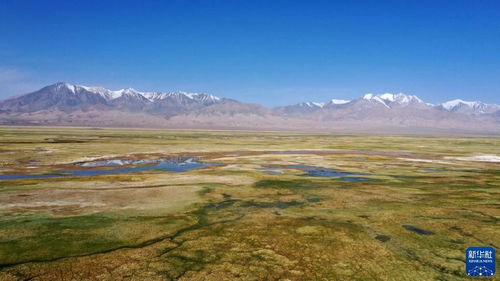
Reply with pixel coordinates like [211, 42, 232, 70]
[0, 127, 498, 280]
[254, 179, 327, 191]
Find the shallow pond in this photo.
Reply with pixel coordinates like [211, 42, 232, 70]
[0, 157, 221, 180]
[77, 157, 197, 167]
[242, 200, 303, 208]
[287, 165, 370, 181]
[375, 234, 391, 242]
[402, 225, 434, 235]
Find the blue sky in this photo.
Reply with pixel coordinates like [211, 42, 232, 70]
[0, 0, 499, 106]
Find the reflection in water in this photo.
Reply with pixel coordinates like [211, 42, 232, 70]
[287, 164, 370, 181]
[0, 158, 220, 180]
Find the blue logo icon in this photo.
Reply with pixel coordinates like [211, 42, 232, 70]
[466, 247, 495, 277]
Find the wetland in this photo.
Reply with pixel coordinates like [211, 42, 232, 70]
[0, 127, 498, 281]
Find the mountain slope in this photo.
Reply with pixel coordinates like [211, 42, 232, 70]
[274, 102, 325, 115]
[0, 83, 110, 112]
[0, 83, 498, 134]
[435, 99, 500, 115]
[0, 82, 229, 118]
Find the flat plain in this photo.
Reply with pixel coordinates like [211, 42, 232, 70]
[0, 127, 498, 281]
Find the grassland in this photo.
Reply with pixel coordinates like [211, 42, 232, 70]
[0, 127, 498, 281]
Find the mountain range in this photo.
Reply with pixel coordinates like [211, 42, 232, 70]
[0, 82, 498, 134]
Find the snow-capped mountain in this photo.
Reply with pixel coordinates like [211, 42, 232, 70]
[0, 82, 226, 115]
[328, 99, 350, 105]
[0, 83, 498, 133]
[53, 83, 222, 105]
[276, 98, 352, 115]
[436, 99, 500, 115]
[142, 91, 221, 104]
[274, 101, 325, 115]
[274, 91, 500, 119]
[305, 102, 325, 108]
[279, 93, 425, 114]
[359, 93, 424, 108]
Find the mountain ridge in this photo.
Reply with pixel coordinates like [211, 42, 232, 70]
[0, 82, 498, 134]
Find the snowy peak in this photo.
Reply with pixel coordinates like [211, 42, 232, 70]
[441, 99, 480, 111]
[44, 83, 222, 104]
[0, 82, 228, 114]
[2, 83, 499, 120]
[49, 82, 91, 95]
[282, 101, 325, 110]
[288, 99, 349, 109]
[142, 91, 221, 104]
[275, 101, 325, 115]
[438, 99, 499, 114]
[80, 85, 114, 98]
[328, 99, 350, 105]
[53, 82, 76, 93]
[110, 88, 145, 101]
[180, 91, 221, 103]
[117, 88, 141, 95]
[287, 98, 350, 110]
[301, 102, 324, 108]
[362, 93, 423, 107]
[280, 93, 426, 114]
[141, 92, 168, 101]
[362, 93, 390, 107]
[381, 93, 423, 104]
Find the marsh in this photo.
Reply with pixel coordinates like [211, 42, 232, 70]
[0, 127, 498, 281]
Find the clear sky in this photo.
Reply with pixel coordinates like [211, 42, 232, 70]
[0, 0, 499, 106]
